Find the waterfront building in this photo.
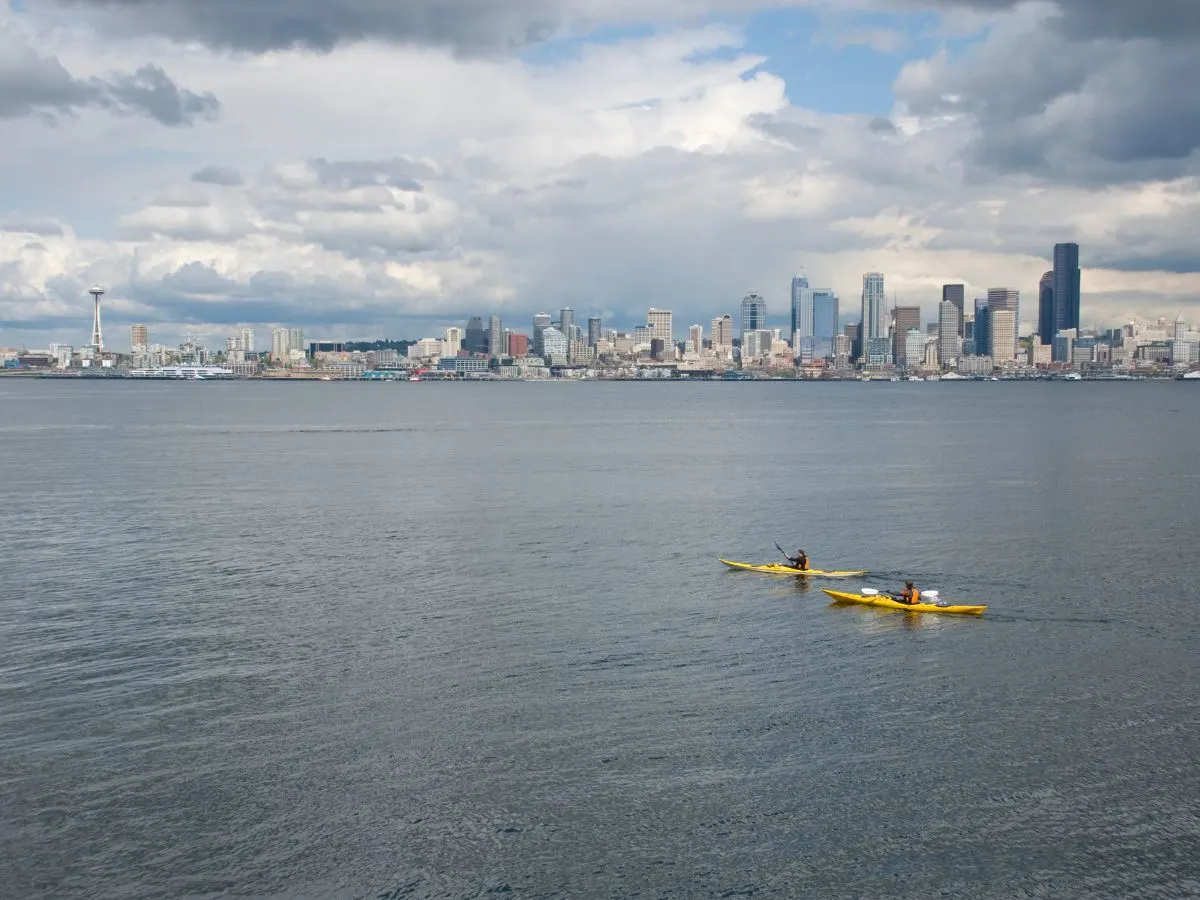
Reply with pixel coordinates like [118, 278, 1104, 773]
[861, 273, 886, 341]
[712, 314, 733, 349]
[892, 306, 921, 366]
[437, 357, 489, 374]
[937, 300, 961, 367]
[569, 338, 591, 363]
[130, 324, 148, 352]
[1053, 242, 1081, 339]
[989, 309, 1017, 364]
[740, 293, 766, 341]
[488, 315, 503, 358]
[833, 333, 851, 369]
[587, 317, 602, 347]
[942, 285, 965, 337]
[648, 308, 673, 346]
[865, 337, 892, 368]
[1054, 329, 1077, 364]
[1029, 341, 1052, 366]
[1038, 271, 1055, 345]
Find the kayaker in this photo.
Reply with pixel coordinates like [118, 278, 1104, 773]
[786, 549, 809, 571]
[898, 581, 921, 605]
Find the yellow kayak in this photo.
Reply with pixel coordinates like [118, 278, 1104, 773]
[720, 559, 867, 578]
[822, 588, 987, 616]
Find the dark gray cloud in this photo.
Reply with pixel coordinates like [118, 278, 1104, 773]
[919, 0, 1200, 40]
[49, 0, 567, 53]
[191, 165, 244, 186]
[0, 31, 219, 125]
[895, 3, 1200, 183]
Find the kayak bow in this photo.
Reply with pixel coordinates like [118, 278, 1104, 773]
[720, 559, 867, 578]
[822, 588, 987, 616]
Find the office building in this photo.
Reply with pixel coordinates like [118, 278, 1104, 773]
[892, 306, 921, 366]
[464, 316, 487, 354]
[790, 274, 810, 337]
[1053, 242, 1081, 336]
[812, 291, 838, 354]
[443, 327, 463, 356]
[488, 315, 503, 357]
[974, 298, 990, 357]
[507, 333, 529, 358]
[937, 300, 961, 367]
[541, 327, 568, 363]
[1037, 271, 1054, 344]
[904, 328, 925, 368]
[987, 288, 1020, 356]
[239, 327, 255, 353]
[989, 309, 1017, 364]
[587, 317, 602, 347]
[271, 327, 290, 361]
[532, 313, 551, 355]
[942, 285, 965, 337]
[559, 308, 574, 336]
[844, 322, 862, 362]
[688, 324, 703, 353]
[860, 273, 886, 341]
[740, 293, 766, 340]
[648, 308, 673, 346]
[712, 314, 733, 349]
[130, 324, 149, 352]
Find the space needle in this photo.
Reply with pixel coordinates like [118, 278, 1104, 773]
[89, 285, 105, 353]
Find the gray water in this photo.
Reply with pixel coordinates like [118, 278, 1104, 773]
[1, 380, 1198, 899]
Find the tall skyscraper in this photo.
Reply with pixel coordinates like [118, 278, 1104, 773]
[587, 316, 602, 347]
[937, 300, 960, 367]
[942, 284, 965, 337]
[688, 324, 703, 353]
[1037, 271, 1055, 344]
[711, 314, 733, 349]
[444, 327, 463, 356]
[861, 273, 886, 340]
[289, 329, 304, 355]
[790, 274, 810, 338]
[532, 312, 551, 355]
[271, 327, 290, 361]
[892, 306, 921, 366]
[648, 308, 673, 346]
[130, 323, 148, 352]
[559, 308, 574, 336]
[812, 291, 838, 358]
[740, 293, 766, 340]
[974, 298, 990, 357]
[1053, 242, 1081, 334]
[990, 309, 1017, 364]
[240, 327, 255, 353]
[987, 288, 1020, 355]
[488, 314, 503, 358]
[464, 316, 487, 354]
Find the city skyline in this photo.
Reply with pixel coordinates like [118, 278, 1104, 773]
[2, 2, 1198, 348]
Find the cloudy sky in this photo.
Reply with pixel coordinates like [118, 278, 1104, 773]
[2, 0, 1198, 349]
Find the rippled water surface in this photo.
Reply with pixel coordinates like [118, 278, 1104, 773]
[2, 380, 1198, 899]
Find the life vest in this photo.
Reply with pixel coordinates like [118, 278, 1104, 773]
[910, 588, 921, 604]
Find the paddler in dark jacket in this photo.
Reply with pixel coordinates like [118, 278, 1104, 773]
[787, 549, 809, 571]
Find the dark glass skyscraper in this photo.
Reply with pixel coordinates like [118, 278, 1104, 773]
[1037, 270, 1055, 345]
[740, 293, 766, 341]
[974, 297, 990, 357]
[1053, 243, 1081, 334]
[587, 316, 602, 347]
[464, 316, 487, 354]
[942, 284, 965, 337]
